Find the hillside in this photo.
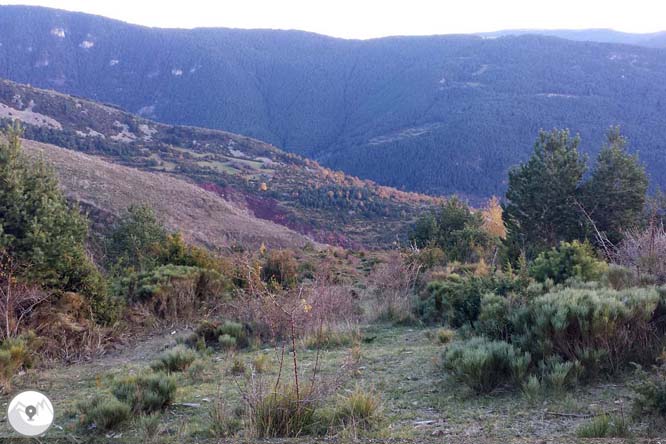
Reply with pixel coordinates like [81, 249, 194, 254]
[1, 6, 666, 199]
[0, 78, 437, 248]
[478, 29, 666, 48]
[21, 139, 314, 250]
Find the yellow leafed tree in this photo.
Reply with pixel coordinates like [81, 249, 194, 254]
[481, 196, 506, 239]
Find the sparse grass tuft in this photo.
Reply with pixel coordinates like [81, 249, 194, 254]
[252, 354, 271, 374]
[249, 384, 317, 438]
[207, 397, 242, 438]
[436, 328, 455, 345]
[332, 386, 383, 429]
[303, 325, 361, 349]
[229, 356, 247, 375]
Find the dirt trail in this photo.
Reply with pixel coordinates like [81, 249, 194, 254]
[83, 327, 190, 371]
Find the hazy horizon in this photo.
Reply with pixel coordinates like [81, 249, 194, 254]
[1, 0, 665, 40]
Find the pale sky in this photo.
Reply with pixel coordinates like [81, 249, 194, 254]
[2, 0, 665, 39]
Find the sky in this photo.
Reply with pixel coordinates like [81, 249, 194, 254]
[1, 0, 665, 39]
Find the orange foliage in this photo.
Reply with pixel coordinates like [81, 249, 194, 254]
[481, 196, 506, 239]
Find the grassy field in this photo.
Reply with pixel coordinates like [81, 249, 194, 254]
[1, 324, 655, 443]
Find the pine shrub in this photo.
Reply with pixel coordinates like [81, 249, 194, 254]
[150, 345, 197, 373]
[529, 240, 607, 284]
[441, 337, 531, 393]
[0, 334, 36, 391]
[111, 372, 177, 414]
[77, 395, 131, 432]
[185, 319, 250, 350]
[515, 287, 665, 376]
[632, 362, 666, 417]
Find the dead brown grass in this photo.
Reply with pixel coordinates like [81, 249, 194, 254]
[22, 139, 315, 251]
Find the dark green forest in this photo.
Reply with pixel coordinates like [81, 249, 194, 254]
[2, 5, 666, 199]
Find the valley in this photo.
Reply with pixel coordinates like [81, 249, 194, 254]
[0, 5, 665, 443]
[2, 5, 666, 198]
[0, 78, 438, 249]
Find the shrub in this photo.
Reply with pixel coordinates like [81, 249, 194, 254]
[136, 414, 165, 441]
[475, 293, 513, 341]
[0, 333, 36, 391]
[420, 273, 525, 326]
[229, 356, 246, 375]
[185, 320, 250, 350]
[150, 346, 197, 373]
[604, 264, 640, 290]
[522, 375, 543, 405]
[576, 413, 629, 438]
[120, 265, 200, 319]
[261, 250, 298, 288]
[249, 384, 317, 437]
[529, 240, 607, 284]
[77, 395, 131, 432]
[441, 337, 531, 393]
[436, 328, 455, 345]
[632, 362, 666, 417]
[409, 197, 493, 264]
[187, 359, 208, 382]
[252, 354, 271, 374]
[303, 325, 360, 349]
[111, 373, 177, 414]
[541, 358, 578, 394]
[332, 387, 382, 429]
[514, 287, 665, 376]
[218, 334, 237, 350]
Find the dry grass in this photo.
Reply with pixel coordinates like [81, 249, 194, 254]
[22, 139, 314, 250]
[0, 325, 646, 443]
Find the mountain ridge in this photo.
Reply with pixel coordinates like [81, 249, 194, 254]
[0, 77, 437, 248]
[2, 5, 666, 199]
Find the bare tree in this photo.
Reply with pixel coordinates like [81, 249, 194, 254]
[367, 252, 420, 322]
[615, 220, 666, 283]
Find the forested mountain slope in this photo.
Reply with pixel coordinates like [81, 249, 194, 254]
[0, 78, 437, 248]
[479, 29, 666, 48]
[1, 6, 666, 198]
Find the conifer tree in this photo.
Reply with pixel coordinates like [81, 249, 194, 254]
[0, 124, 109, 319]
[581, 127, 648, 245]
[503, 129, 587, 258]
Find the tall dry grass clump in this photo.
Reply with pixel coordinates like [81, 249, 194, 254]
[366, 252, 420, 323]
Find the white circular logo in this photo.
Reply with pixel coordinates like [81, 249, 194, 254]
[7, 391, 54, 436]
